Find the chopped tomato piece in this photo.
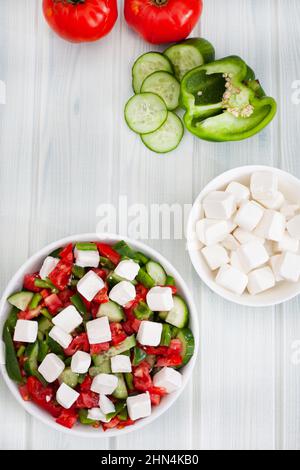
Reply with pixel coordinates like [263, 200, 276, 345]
[148, 386, 167, 397]
[110, 322, 127, 346]
[149, 392, 161, 406]
[169, 339, 182, 352]
[93, 286, 109, 304]
[80, 375, 92, 392]
[124, 284, 148, 309]
[133, 361, 153, 392]
[44, 293, 63, 314]
[27, 376, 62, 418]
[117, 419, 135, 429]
[80, 295, 91, 311]
[18, 307, 41, 320]
[58, 288, 74, 306]
[102, 417, 120, 431]
[40, 289, 51, 299]
[122, 320, 134, 336]
[90, 342, 110, 354]
[97, 243, 120, 266]
[59, 243, 74, 263]
[92, 268, 108, 281]
[48, 259, 72, 291]
[90, 302, 99, 319]
[64, 333, 89, 356]
[141, 345, 168, 356]
[156, 353, 182, 368]
[23, 273, 41, 293]
[131, 318, 141, 333]
[19, 383, 30, 401]
[76, 391, 99, 409]
[56, 409, 78, 429]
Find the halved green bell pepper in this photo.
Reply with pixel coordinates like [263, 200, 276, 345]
[181, 56, 277, 142]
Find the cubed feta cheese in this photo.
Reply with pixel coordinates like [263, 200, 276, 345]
[56, 383, 79, 409]
[137, 321, 163, 346]
[153, 367, 182, 393]
[196, 219, 232, 246]
[111, 354, 132, 373]
[221, 234, 240, 251]
[91, 373, 118, 395]
[74, 249, 100, 268]
[52, 305, 83, 333]
[215, 264, 248, 295]
[247, 267, 275, 295]
[264, 240, 275, 257]
[146, 286, 174, 311]
[273, 232, 299, 253]
[126, 392, 151, 421]
[49, 326, 72, 349]
[86, 316, 112, 345]
[280, 202, 299, 220]
[71, 351, 91, 374]
[38, 353, 65, 383]
[234, 201, 264, 232]
[250, 171, 278, 200]
[257, 191, 285, 210]
[114, 259, 140, 281]
[13, 320, 38, 343]
[237, 242, 269, 273]
[77, 270, 105, 302]
[203, 191, 236, 220]
[87, 408, 110, 423]
[269, 255, 284, 282]
[109, 281, 136, 307]
[39, 256, 59, 280]
[99, 395, 115, 415]
[225, 181, 250, 206]
[201, 244, 229, 271]
[278, 252, 300, 282]
[230, 251, 247, 273]
[287, 214, 300, 239]
[254, 210, 285, 242]
[233, 227, 265, 245]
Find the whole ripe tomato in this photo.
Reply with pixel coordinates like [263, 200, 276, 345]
[124, 0, 203, 45]
[43, 0, 118, 43]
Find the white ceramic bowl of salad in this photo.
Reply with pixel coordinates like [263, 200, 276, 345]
[187, 166, 300, 307]
[0, 233, 198, 438]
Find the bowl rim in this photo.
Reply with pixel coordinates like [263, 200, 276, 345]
[187, 165, 300, 308]
[0, 233, 199, 438]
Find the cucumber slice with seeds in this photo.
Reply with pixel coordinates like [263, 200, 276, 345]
[125, 93, 168, 135]
[141, 112, 184, 154]
[141, 71, 180, 111]
[97, 300, 125, 322]
[8, 291, 34, 311]
[166, 295, 189, 328]
[146, 261, 167, 286]
[132, 52, 173, 94]
[176, 328, 195, 366]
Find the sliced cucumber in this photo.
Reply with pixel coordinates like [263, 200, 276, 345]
[141, 71, 180, 111]
[8, 291, 34, 311]
[112, 373, 128, 399]
[125, 93, 168, 135]
[146, 261, 167, 286]
[59, 368, 79, 388]
[164, 38, 215, 81]
[107, 335, 136, 357]
[176, 328, 195, 366]
[91, 354, 112, 373]
[141, 112, 184, 154]
[132, 52, 173, 94]
[97, 300, 124, 322]
[166, 295, 189, 328]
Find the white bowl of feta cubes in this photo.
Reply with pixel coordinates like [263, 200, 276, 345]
[187, 166, 300, 307]
[0, 233, 199, 438]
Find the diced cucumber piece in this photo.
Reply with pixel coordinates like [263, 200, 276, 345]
[164, 38, 215, 81]
[132, 52, 173, 94]
[38, 317, 52, 335]
[141, 112, 184, 154]
[166, 295, 189, 328]
[89, 360, 112, 376]
[97, 300, 125, 322]
[176, 328, 195, 366]
[125, 93, 168, 135]
[59, 368, 79, 388]
[141, 71, 180, 111]
[136, 268, 156, 289]
[107, 335, 136, 357]
[8, 291, 34, 311]
[146, 261, 167, 286]
[112, 373, 128, 399]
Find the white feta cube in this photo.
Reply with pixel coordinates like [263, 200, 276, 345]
[109, 281, 136, 307]
[221, 234, 240, 251]
[280, 202, 299, 220]
[39, 256, 59, 280]
[13, 320, 38, 343]
[71, 351, 91, 374]
[74, 249, 100, 268]
[230, 251, 247, 273]
[278, 252, 300, 282]
[153, 367, 182, 393]
[237, 242, 269, 273]
[87, 408, 110, 423]
[269, 255, 284, 282]
[56, 383, 79, 409]
[257, 192, 285, 210]
[86, 317, 112, 345]
[196, 219, 232, 246]
[203, 191, 236, 220]
[91, 373, 118, 395]
[287, 214, 300, 239]
[233, 227, 264, 245]
[52, 305, 83, 333]
[111, 354, 132, 373]
[137, 321, 162, 346]
[247, 267, 275, 295]
[225, 181, 250, 206]
[38, 353, 65, 383]
[146, 286, 174, 311]
[215, 264, 248, 295]
[126, 392, 151, 421]
[49, 326, 72, 349]
[250, 171, 278, 200]
[273, 232, 299, 253]
[77, 270, 105, 302]
[264, 240, 275, 257]
[114, 259, 140, 281]
[201, 244, 229, 271]
[254, 210, 285, 242]
[234, 201, 264, 232]
[99, 395, 115, 415]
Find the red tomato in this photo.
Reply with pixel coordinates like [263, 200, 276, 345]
[92, 268, 108, 280]
[76, 391, 99, 409]
[156, 353, 182, 367]
[18, 307, 42, 320]
[110, 322, 127, 346]
[117, 419, 135, 429]
[124, 0, 203, 45]
[23, 273, 41, 293]
[97, 243, 121, 265]
[40, 289, 51, 299]
[169, 338, 182, 352]
[58, 288, 74, 307]
[43, 0, 118, 44]
[133, 361, 153, 391]
[80, 374, 92, 392]
[64, 333, 90, 356]
[141, 345, 168, 356]
[90, 342, 110, 354]
[44, 293, 63, 314]
[102, 417, 120, 430]
[59, 243, 74, 262]
[48, 259, 73, 291]
[27, 377, 62, 418]
[56, 409, 78, 429]
[93, 286, 109, 304]
[148, 386, 167, 406]
[19, 383, 30, 401]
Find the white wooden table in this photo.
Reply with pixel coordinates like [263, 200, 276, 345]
[0, 0, 299, 451]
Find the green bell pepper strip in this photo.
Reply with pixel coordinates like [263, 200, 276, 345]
[2, 321, 23, 383]
[136, 268, 156, 289]
[165, 275, 176, 286]
[17, 345, 26, 358]
[71, 294, 90, 322]
[133, 302, 153, 320]
[132, 347, 147, 366]
[160, 324, 172, 347]
[29, 293, 43, 310]
[99, 256, 115, 270]
[75, 242, 97, 251]
[34, 278, 59, 293]
[78, 409, 98, 426]
[181, 56, 277, 142]
[125, 372, 134, 392]
[72, 265, 86, 279]
[113, 241, 149, 265]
